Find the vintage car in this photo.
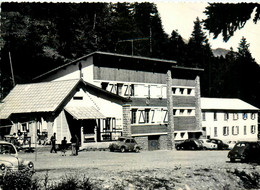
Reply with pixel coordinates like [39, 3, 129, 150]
[228, 141, 260, 163]
[0, 141, 34, 176]
[226, 140, 238, 150]
[199, 139, 218, 150]
[109, 137, 141, 153]
[175, 138, 203, 150]
[207, 138, 229, 150]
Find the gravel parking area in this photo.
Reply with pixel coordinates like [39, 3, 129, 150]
[19, 149, 260, 189]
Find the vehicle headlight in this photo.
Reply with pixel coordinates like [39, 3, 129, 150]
[0, 164, 5, 171]
[28, 162, 34, 169]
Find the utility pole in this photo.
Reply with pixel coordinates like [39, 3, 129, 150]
[116, 37, 150, 56]
[8, 52, 15, 87]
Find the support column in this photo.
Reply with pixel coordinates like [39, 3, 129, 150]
[166, 70, 175, 150]
[122, 104, 131, 137]
[195, 75, 202, 131]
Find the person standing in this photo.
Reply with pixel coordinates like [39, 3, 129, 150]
[70, 135, 76, 156]
[50, 133, 57, 153]
[61, 137, 67, 156]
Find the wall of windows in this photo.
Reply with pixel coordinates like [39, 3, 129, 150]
[130, 107, 195, 125]
[97, 80, 195, 99]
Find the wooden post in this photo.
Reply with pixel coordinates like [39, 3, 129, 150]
[35, 119, 37, 161]
[166, 70, 175, 150]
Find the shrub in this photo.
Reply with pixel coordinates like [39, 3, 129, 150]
[0, 170, 38, 190]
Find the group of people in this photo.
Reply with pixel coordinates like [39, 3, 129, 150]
[50, 133, 79, 156]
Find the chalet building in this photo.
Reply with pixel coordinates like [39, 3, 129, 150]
[201, 98, 259, 142]
[32, 51, 203, 150]
[0, 79, 130, 146]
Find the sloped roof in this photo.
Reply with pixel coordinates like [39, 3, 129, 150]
[201, 98, 259, 111]
[65, 106, 105, 119]
[33, 51, 203, 81]
[0, 79, 80, 119]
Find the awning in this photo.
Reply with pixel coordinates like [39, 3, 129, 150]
[65, 106, 106, 120]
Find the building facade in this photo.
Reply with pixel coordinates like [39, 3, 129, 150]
[34, 51, 203, 150]
[201, 98, 259, 142]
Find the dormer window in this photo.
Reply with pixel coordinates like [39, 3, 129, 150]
[73, 96, 83, 100]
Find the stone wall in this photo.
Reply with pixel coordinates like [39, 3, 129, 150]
[135, 136, 148, 151]
[122, 104, 131, 137]
[159, 135, 168, 150]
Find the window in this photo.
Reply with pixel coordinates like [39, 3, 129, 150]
[101, 82, 109, 90]
[243, 113, 247, 120]
[232, 126, 239, 135]
[214, 112, 217, 121]
[187, 89, 192, 95]
[179, 88, 184, 95]
[251, 125, 256, 134]
[163, 110, 168, 123]
[116, 83, 123, 96]
[180, 132, 185, 138]
[202, 112, 206, 121]
[131, 109, 137, 124]
[224, 113, 229, 120]
[173, 109, 177, 116]
[73, 96, 83, 100]
[172, 88, 176, 94]
[124, 84, 135, 96]
[214, 127, 218, 137]
[223, 126, 229, 136]
[187, 109, 192, 115]
[251, 113, 256, 120]
[233, 113, 238, 120]
[145, 109, 150, 123]
[179, 109, 184, 115]
[244, 126, 247, 135]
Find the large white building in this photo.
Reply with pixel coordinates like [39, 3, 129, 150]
[201, 98, 259, 142]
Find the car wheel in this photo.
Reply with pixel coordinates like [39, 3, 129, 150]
[191, 146, 195, 150]
[135, 147, 140, 153]
[203, 147, 207, 150]
[120, 147, 126, 153]
[110, 148, 114, 152]
[176, 146, 180, 150]
[230, 158, 235, 163]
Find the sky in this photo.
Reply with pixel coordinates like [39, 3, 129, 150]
[156, 2, 260, 64]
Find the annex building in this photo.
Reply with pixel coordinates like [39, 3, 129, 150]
[201, 98, 259, 142]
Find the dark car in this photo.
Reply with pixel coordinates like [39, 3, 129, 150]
[207, 138, 229, 150]
[175, 138, 203, 150]
[109, 137, 141, 153]
[228, 141, 260, 163]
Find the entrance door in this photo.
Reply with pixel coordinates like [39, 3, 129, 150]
[148, 135, 160, 151]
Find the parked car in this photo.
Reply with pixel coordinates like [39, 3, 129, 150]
[109, 137, 141, 153]
[228, 141, 260, 163]
[226, 140, 238, 150]
[199, 139, 218, 150]
[175, 138, 203, 150]
[0, 141, 34, 176]
[207, 138, 229, 150]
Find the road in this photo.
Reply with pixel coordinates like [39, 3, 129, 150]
[19, 149, 260, 189]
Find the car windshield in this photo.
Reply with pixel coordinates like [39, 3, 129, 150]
[117, 138, 125, 142]
[0, 144, 16, 154]
[235, 143, 246, 147]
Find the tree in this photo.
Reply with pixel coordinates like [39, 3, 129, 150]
[187, 17, 213, 68]
[166, 30, 186, 66]
[203, 3, 260, 42]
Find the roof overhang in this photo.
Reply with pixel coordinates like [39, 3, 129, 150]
[65, 106, 106, 120]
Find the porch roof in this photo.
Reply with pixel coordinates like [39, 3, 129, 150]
[0, 79, 80, 119]
[65, 106, 105, 120]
